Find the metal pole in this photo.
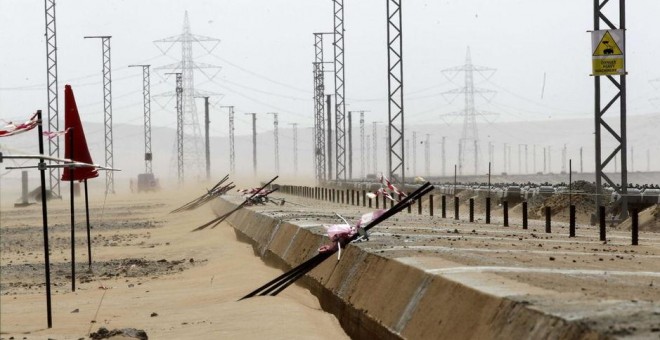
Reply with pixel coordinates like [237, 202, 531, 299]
[348, 111, 352, 179]
[327, 95, 333, 180]
[68, 130, 75, 292]
[37, 110, 53, 328]
[204, 97, 210, 180]
[84, 179, 92, 268]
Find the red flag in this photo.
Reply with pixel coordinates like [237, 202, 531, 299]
[61, 85, 99, 182]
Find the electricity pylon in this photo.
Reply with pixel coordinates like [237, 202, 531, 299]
[154, 11, 221, 181]
[220, 106, 235, 175]
[44, 0, 61, 199]
[289, 123, 298, 175]
[440, 47, 497, 176]
[267, 112, 280, 174]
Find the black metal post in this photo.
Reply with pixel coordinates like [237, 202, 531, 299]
[570, 205, 576, 237]
[84, 179, 92, 268]
[522, 201, 528, 229]
[36, 110, 53, 328]
[454, 196, 459, 220]
[429, 194, 434, 216]
[486, 197, 491, 224]
[631, 209, 638, 245]
[441, 195, 446, 218]
[599, 205, 606, 241]
[469, 198, 474, 222]
[69, 130, 76, 292]
[418, 196, 422, 215]
[363, 190, 366, 207]
[545, 206, 551, 233]
[503, 201, 509, 227]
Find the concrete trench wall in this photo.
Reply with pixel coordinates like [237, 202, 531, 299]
[214, 199, 608, 340]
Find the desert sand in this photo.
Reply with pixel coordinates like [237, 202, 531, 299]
[0, 186, 349, 339]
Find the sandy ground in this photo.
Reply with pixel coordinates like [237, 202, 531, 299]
[0, 187, 349, 340]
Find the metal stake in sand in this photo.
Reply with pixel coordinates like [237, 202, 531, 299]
[36, 110, 53, 328]
[69, 129, 76, 291]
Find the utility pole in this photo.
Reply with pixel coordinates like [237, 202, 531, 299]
[348, 111, 352, 179]
[366, 135, 371, 175]
[84, 35, 114, 194]
[374, 124, 380, 174]
[442, 136, 447, 177]
[387, 0, 405, 184]
[412, 131, 417, 175]
[533, 144, 537, 173]
[543, 147, 547, 173]
[360, 112, 365, 178]
[518, 144, 522, 174]
[562, 144, 567, 174]
[333, 0, 347, 181]
[313, 32, 332, 181]
[267, 113, 280, 174]
[192, 96, 211, 180]
[524, 144, 528, 174]
[503, 143, 507, 174]
[220, 106, 235, 175]
[129, 65, 153, 174]
[548, 146, 552, 173]
[580, 147, 584, 173]
[45, 0, 61, 199]
[425, 134, 431, 177]
[289, 123, 298, 175]
[488, 141, 493, 174]
[326, 95, 333, 180]
[165, 72, 184, 183]
[246, 113, 257, 177]
[593, 0, 628, 219]
[405, 139, 410, 173]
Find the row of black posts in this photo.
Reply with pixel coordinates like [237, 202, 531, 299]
[277, 185, 640, 245]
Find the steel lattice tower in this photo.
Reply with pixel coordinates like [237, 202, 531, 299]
[290, 123, 298, 175]
[593, 0, 629, 219]
[84, 36, 115, 194]
[220, 106, 236, 175]
[441, 47, 496, 176]
[168, 72, 184, 183]
[387, 0, 405, 184]
[268, 113, 280, 173]
[129, 65, 153, 174]
[313, 32, 330, 181]
[44, 0, 60, 198]
[359, 112, 365, 178]
[154, 12, 221, 181]
[333, 0, 346, 181]
[365, 135, 371, 175]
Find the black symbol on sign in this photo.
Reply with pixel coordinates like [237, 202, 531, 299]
[603, 41, 614, 55]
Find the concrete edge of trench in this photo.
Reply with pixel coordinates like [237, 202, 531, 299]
[213, 198, 609, 340]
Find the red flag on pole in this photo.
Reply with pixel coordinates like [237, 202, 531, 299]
[61, 85, 99, 181]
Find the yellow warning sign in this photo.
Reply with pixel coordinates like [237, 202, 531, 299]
[591, 29, 625, 76]
[593, 31, 623, 56]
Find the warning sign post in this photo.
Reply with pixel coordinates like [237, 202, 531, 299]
[591, 29, 625, 76]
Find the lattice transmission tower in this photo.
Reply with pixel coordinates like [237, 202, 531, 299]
[44, 0, 61, 198]
[387, 0, 405, 184]
[84, 36, 115, 194]
[154, 11, 221, 181]
[441, 47, 496, 176]
[128, 64, 153, 174]
[333, 0, 347, 181]
[313, 33, 332, 181]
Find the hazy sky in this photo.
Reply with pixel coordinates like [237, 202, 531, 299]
[1, 1, 659, 166]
